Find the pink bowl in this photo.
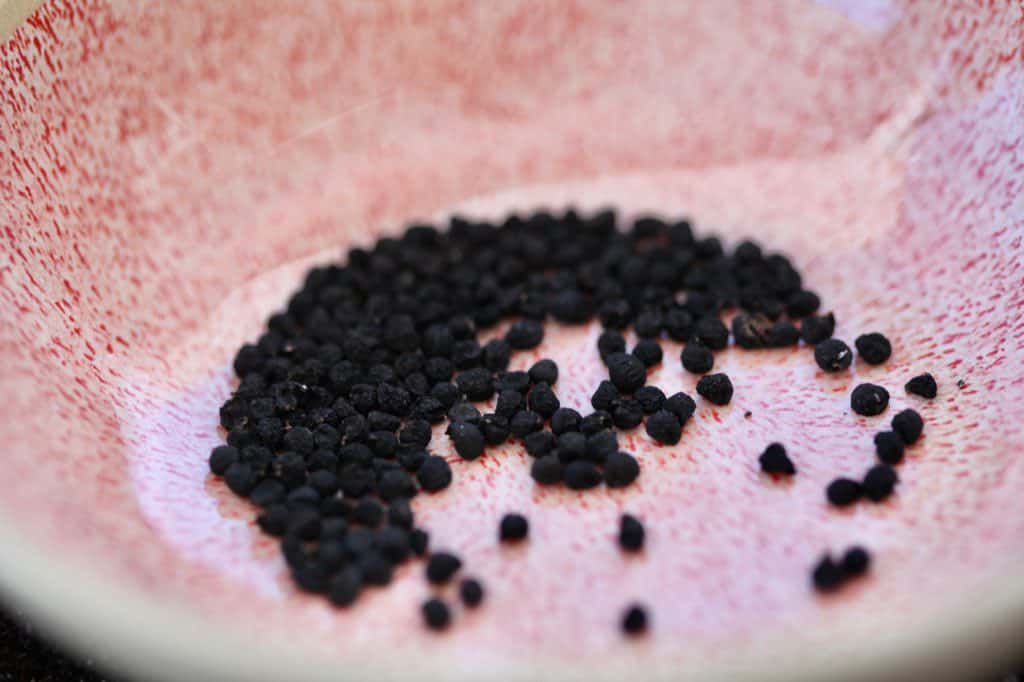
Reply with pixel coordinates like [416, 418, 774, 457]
[1, 1, 1023, 680]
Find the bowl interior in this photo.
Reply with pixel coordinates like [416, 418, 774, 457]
[1, 1, 1023, 680]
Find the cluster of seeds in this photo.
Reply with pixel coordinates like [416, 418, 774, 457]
[210, 208, 938, 632]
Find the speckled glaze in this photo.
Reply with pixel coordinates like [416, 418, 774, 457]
[1, 1, 1023, 681]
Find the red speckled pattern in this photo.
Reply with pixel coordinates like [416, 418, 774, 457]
[1, 0, 1022, 677]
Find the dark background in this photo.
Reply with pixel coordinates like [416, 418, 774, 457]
[0, 604, 1019, 682]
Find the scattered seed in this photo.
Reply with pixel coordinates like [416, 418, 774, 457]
[862, 464, 898, 502]
[619, 514, 645, 551]
[855, 333, 892, 365]
[681, 343, 714, 374]
[605, 451, 640, 487]
[814, 339, 853, 372]
[499, 513, 529, 542]
[621, 604, 648, 635]
[422, 598, 451, 630]
[891, 408, 923, 444]
[460, 578, 485, 607]
[425, 552, 462, 584]
[759, 443, 795, 476]
[851, 383, 890, 416]
[874, 431, 905, 465]
[826, 478, 862, 507]
[696, 373, 733, 405]
[905, 373, 937, 399]
[645, 410, 682, 445]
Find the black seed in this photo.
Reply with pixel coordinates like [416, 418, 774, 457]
[399, 419, 433, 447]
[556, 431, 588, 462]
[250, 478, 286, 507]
[634, 386, 666, 414]
[528, 383, 560, 418]
[664, 307, 693, 341]
[645, 410, 682, 445]
[605, 451, 640, 487]
[551, 290, 595, 324]
[563, 460, 602, 489]
[377, 526, 411, 563]
[505, 319, 544, 349]
[224, 462, 257, 496]
[759, 443, 795, 475]
[580, 411, 614, 435]
[426, 552, 462, 584]
[447, 421, 485, 460]
[826, 478, 862, 507]
[851, 383, 889, 416]
[812, 555, 844, 592]
[288, 508, 322, 541]
[292, 561, 330, 594]
[632, 339, 663, 367]
[591, 380, 620, 411]
[451, 339, 482, 369]
[257, 504, 289, 536]
[449, 400, 482, 424]
[509, 410, 544, 438]
[524, 430, 556, 457]
[479, 413, 511, 445]
[619, 514, 645, 551]
[499, 513, 529, 541]
[599, 297, 633, 329]
[621, 604, 648, 635]
[842, 546, 871, 578]
[586, 430, 619, 462]
[634, 310, 663, 338]
[495, 389, 524, 419]
[874, 431, 905, 465]
[328, 567, 362, 607]
[732, 312, 768, 349]
[495, 371, 531, 393]
[862, 464, 898, 502]
[378, 469, 415, 501]
[417, 456, 452, 492]
[282, 426, 315, 454]
[353, 499, 384, 527]
[430, 381, 459, 409]
[905, 373, 937, 399]
[388, 498, 414, 528]
[456, 368, 495, 401]
[798, 312, 834, 344]
[690, 316, 728, 350]
[529, 359, 559, 385]
[681, 343, 714, 374]
[482, 338, 512, 372]
[531, 455, 564, 485]
[767, 321, 800, 347]
[422, 598, 451, 630]
[410, 528, 429, 556]
[359, 552, 394, 586]
[209, 445, 239, 475]
[551, 407, 582, 435]
[309, 470, 339, 497]
[786, 290, 821, 318]
[459, 578, 484, 607]
[664, 392, 696, 423]
[696, 373, 733, 405]
[855, 332, 892, 365]
[606, 352, 647, 393]
[891, 408, 924, 444]
[814, 339, 853, 372]
[367, 431, 398, 457]
[598, 330, 627, 360]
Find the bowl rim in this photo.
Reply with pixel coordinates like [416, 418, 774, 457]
[1, 513, 1022, 682]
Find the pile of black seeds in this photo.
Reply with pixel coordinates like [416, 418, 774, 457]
[210, 208, 939, 632]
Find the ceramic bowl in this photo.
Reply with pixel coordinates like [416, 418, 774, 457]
[1, 1, 1022, 680]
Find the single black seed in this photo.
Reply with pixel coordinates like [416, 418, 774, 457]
[482, 338, 512, 372]
[224, 462, 257, 496]
[606, 352, 647, 393]
[645, 410, 682, 445]
[479, 413, 511, 445]
[800, 312, 836, 345]
[499, 513, 529, 542]
[663, 307, 694, 342]
[505, 319, 544, 349]
[826, 478, 862, 507]
[509, 410, 544, 438]
[632, 339, 663, 367]
[455, 368, 495, 401]
[563, 460, 602, 490]
[874, 431, 905, 465]
[288, 508, 322, 541]
[494, 389, 523, 418]
[459, 578, 484, 607]
[524, 430, 556, 457]
[851, 383, 889, 416]
[292, 561, 330, 594]
[447, 421, 486, 460]
[353, 499, 384, 527]
[591, 380, 621, 411]
[399, 419, 433, 447]
[732, 312, 769, 349]
[621, 604, 648, 635]
[378, 469, 415, 501]
[842, 546, 871, 578]
[855, 332, 892, 365]
[690, 316, 729, 350]
[250, 478, 286, 507]
[812, 555, 844, 592]
[664, 392, 696, 423]
[580, 411, 613, 435]
[612, 399, 645, 429]
[862, 464, 898, 502]
[786, 290, 821, 318]
[557, 431, 588, 461]
[586, 430, 619, 462]
[551, 407, 582, 435]
[696, 373, 733, 405]
[528, 359, 559, 385]
[495, 371, 531, 393]
[208, 445, 238, 475]
[531, 455, 564, 485]
[328, 567, 362, 607]
[257, 504, 289, 536]
[681, 343, 714, 374]
[905, 373, 937, 399]
[814, 339, 853, 372]
[634, 386, 666, 414]
[597, 330, 627, 360]
[426, 552, 462, 584]
[759, 443, 796, 476]
[605, 451, 640, 487]
[619, 514, 645, 551]
[891, 408, 924, 444]
[767, 321, 800, 347]
[451, 339, 483, 369]
[418, 597, 454, 635]
[410, 528, 429, 556]
[388, 498, 414, 528]
[634, 310, 663, 339]
[528, 383, 560, 418]
[416, 456, 452, 492]
[359, 552, 394, 586]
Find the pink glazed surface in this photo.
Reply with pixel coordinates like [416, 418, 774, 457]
[1, 1, 1023, 680]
